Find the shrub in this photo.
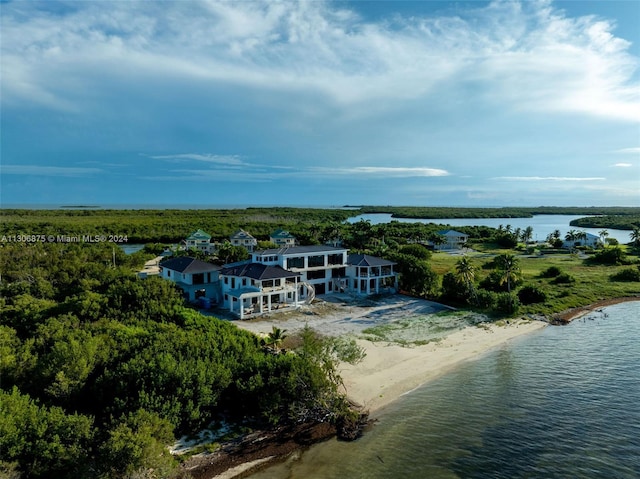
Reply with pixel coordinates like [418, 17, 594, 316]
[589, 247, 626, 265]
[610, 266, 640, 282]
[475, 289, 496, 309]
[518, 285, 547, 305]
[552, 273, 575, 284]
[540, 266, 562, 278]
[494, 292, 520, 316]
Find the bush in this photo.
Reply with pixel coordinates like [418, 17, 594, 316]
[552, 273, 575, 284]
[475, 289, 496, 309]
[610, 266, 640, 282]
[494, 292, 520, 316]
[588, 247, 626, 265]
[540, 266, 562, 278]
[518, 285, 547, 305]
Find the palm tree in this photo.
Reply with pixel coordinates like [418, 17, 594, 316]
[523, 226, 534, 244]
[630, 227, 640, 247]
[496, 253, 521, 294]
[598, 229, 609, 247]
[263, 326, 287, 353]
[455, 256, 476, 302]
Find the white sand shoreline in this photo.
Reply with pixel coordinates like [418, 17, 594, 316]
[339, 319, 547, 415]
[234, 294, 547, 416]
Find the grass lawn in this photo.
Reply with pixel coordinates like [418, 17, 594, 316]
[430, 247, 640, 317]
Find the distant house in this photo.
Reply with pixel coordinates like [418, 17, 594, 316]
[230, 229, 257, 252]
[159, 257, 221, 302]
[220, 263, 301, 319]
[270, 228, 296, 247]
[434, 230, 469, 250]
[346, 254, 398, 295]
[563, 232, 601, 249]
[185, 229, 213, 253]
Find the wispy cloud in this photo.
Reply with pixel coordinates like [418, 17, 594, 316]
[612, 163, 633, 167]
[614, 147, 640, 154]
[309, 166, 450, 177]
[148, 153, 246, 166]
[0, 165, 103, 177]
[493, 176, 606, 182]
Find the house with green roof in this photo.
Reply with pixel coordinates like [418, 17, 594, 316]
[185, 229, 213, 253]
[269, 228, 296, 247]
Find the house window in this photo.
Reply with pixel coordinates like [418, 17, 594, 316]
[231, 278, 236, 289]
[287, 257, 304, 269]
[307, 270, 326, 280]
[308, 255, 324, 268]
[167, 270, 171, 277]
[224, 277, 228, 284]
[242, 278, 247, 286]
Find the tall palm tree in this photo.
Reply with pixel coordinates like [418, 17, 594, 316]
[496, 253, 521, 294]
[523, 226, 534, 244]
[630, 227, 640, 247]
[455, 256, 476, 302]
[598, 229, 609, 247]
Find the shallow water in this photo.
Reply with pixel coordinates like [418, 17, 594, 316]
[248, 301, 640, 479]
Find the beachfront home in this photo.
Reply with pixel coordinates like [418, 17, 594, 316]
[346, 254, 398, 295]
[220, 263, 301, 319]
[230, 229, 258, 252]
[434, 230, 469, 250]
[252, 245, 349, 296]
[159, 257, 221, 303]
[270, 229, 296, 247]
[185, 229, 213, 253]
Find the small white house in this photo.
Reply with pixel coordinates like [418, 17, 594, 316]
[230, 229, 258, 252]
[185, 229, 213, 253]
[159, 257, 221, 303]
[270, 229, 296, 247]
[434, 230, 469, 250]
[563, 232, 601, 249]
[346, 254, 397, 295]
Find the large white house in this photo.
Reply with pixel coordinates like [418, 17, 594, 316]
[563, 232, 601, 249]
[159, 257, 221, 302]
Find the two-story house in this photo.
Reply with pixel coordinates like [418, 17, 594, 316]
[270, 229, 296, 247]
[346, 254, 398, 295]
[230, 229, 258, 252]
[159, 257, 221, 303]
[220, 263, 301, 319]
[434, 230, 469, 250]
[185, 229, 213, 253]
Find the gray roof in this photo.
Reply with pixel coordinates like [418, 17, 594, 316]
[348, 254, 395, 267]
[160, 257, 221, 274]
[255, 245, 347, 256]
[221, 263, 300, 280]
[437, 229, 467, 236]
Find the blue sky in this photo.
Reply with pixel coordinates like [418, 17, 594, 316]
[1, 0, 639, 207]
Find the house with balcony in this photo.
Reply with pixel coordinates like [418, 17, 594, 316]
[434, 230, 469, 250]
[230, 229, 258, 252]
[252, 245, 350, 296]
[159, 257, 221, 302]
[346, 254, 398, 295]
[185, 229, 213, 253]
[220, 263, 301, 319]
[270, 229, 296, 247]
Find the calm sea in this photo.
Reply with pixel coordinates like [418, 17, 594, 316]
[248, 301, 640, 479]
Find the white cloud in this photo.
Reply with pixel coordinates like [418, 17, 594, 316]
[612, 163, 633, 167]
[2, 1, 638, 121]
[493, 176, 606, 181]
[0, 165, 102, 177]
[309, 166, 450, 177]
[614, 147, 640, 154]
[149, 153, 246, 166]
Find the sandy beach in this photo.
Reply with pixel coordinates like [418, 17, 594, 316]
[233, 294, 547, 414]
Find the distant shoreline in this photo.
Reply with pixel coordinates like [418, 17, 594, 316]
[551, 296, 640, 323]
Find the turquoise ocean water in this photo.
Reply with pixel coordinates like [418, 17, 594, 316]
[249, 301, 640, 479]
